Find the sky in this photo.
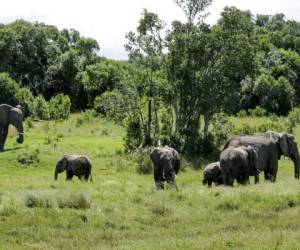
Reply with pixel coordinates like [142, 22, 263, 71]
[0, 0, 300, 60]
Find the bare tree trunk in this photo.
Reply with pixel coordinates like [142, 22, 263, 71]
[204, 113, 210, 140]
[153, 100, 161, 146]
[144, 99, 152, 146]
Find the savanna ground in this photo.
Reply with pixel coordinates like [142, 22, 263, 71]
[1, 114, 300, 249]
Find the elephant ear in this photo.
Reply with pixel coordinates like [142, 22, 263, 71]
[173, 150, 181, 175]
[247, 146, 259, 172]
[61, 156, 68, 171]
[150, 148, 161, 167]
[279, 133, 289, 156]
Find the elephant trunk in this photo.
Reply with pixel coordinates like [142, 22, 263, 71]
[15, 121, 24, 144]
[292, 147, 300, 179]
[55, 169, 58, 180]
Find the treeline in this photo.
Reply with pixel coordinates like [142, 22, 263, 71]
[1, 0, 300, 157]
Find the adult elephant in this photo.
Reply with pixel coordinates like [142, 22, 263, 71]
[150, 146, 180, 190]
[224, 131, 300, 182]
[55, 155, 92, 181]
[220, 146, 259, 186]
[0, 104, 24, 152]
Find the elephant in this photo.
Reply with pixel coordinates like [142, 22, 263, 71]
[220, 146, 259, 186]
[224, 131, 300, 182]
[55, 155, 92, 182]
[0, 104, 24, 152]
[202, 162, 223, 187]
[150, 146, 180, 190]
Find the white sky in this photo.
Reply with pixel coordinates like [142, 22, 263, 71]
[0, 0, 299, 59]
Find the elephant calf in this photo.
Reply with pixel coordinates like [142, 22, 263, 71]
[150, 146, 180, 190]
[202, 162, 223, 187]
[220, 146, 259, 186]
[55, 155, 92, 182]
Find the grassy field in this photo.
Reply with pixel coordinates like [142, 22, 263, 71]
[0, 114, 300, 249]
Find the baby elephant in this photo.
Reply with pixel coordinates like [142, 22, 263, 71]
[220, 146, 259, 186]
[202, 162, 223, 187]
[55, 155, 92, 182]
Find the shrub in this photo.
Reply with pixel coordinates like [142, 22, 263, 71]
[49, 94, 71, 120]
[211, 113, 234, 149]
[23, 191, 55, 208]
[124, 113, 143, 152]
[57, 191, 91, 209]
[17, 148, 40, 165]
[287, 107, 300, 131]
[236, 110, 247, 117]
[15, 87, 35, 117]
[76, 110, 96, 127]
[94, 91, 127, 123]
[248, 106, 267, 117]
[25, 117, 34, 129]
[136, 148, 153, 175]
[22, 191, 91, 209]
[254, 74, 295, 115]
[33, 95, 50, 120]
[234, 123, 256, 135]
[0, 72, 21, 105]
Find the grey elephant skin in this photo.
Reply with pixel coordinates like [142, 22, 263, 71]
[0, 104, 24, 152]
[55, 155, 92, 181]
[220, 146, 259, 186]
[224, 131, 300, 181]
[202, 162, 223, 187]
[150, 146, 180, 190]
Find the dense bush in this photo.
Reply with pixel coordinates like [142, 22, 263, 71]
[135, 148, 153, 175]
[49, 94, 71, 120]
[211, 113, 234, 148]
[94, 91, 127, 123]
[249, 106, 267, 117]
[254, 74, 295, 115]
[124, 113, 143, 152]
[0, 72, 21, 106]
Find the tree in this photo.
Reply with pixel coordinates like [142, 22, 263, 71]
[173, 0, 213, 24]
[125, 9, 166, 148]
[254, 74, 294, 115]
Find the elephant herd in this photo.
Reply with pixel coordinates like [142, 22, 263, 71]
[203, 131, 300, 187]
[1, 104, 299, 189]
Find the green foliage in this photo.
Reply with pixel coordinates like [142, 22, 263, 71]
[32, 95, 50, 120]
[254, 74, 295, 115]
[211, 113, 234, 149]
[0, 72, 21, 105]
[135, 148, 153, 175]
[49, 94, 71, 120]
[236, 110, 247, 117]
[75, 110, 96, 127]
[94, 91, 127, 123]
[248, 106, 267, 117]
[17, 148, 40, 165]
[124, 113, 143, 152]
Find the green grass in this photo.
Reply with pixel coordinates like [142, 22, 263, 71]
[0, 114, 300, 249]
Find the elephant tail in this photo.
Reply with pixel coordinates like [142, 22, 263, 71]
[90, 173, 93, 183]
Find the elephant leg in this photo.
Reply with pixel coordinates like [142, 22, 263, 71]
[269, 158, 278, 182]
[254, 174, 259, 184]
[166, 171, 177, 189]
[84, 173, 90, 181]
[0, 125, 8, 152]
[264, 170, 270, 180]
[66, 172, 73, 181]
[207, 180, 212, 187]
[154, 166, 164, 190]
